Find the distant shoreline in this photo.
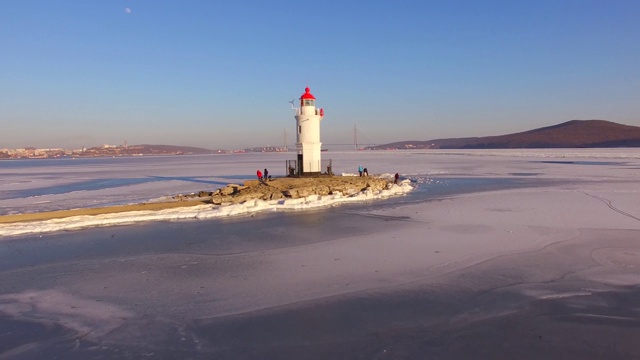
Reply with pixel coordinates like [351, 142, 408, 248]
[0, 144, 292, 160]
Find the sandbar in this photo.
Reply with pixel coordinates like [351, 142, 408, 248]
[0, 198, 210, 224]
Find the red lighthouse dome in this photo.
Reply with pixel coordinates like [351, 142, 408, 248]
[300, 87, 316, 100]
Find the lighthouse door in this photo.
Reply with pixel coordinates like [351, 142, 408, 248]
[297, 153, 303, 176]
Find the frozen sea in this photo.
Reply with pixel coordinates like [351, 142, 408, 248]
[3, 149, 639, 215]
[0, 149, 595, 215]
[1, 149, 640, 359]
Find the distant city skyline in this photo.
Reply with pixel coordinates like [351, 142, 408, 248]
[2, 0, 639, 150]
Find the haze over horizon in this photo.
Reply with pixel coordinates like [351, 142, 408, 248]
[2, 1, 639, 150]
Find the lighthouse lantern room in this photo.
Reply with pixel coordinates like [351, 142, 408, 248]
[293, 87, 324, 175]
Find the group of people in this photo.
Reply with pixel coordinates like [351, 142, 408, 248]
[359, 165, 400, 185]
[357, 165, 369, 177]
[257, 168, 269, 182]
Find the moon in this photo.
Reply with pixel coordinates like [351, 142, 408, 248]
[124, 7, 132, 14]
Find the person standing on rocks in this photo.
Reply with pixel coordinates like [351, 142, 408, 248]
[257, 169, 263, 181]
[358, 165, 363, 177]
[394, 173, 399, 184]
[264, 168, 269, 181]
[363, 168, 368, 176]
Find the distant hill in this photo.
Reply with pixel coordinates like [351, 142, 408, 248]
[125, 144, 216, 155]
[368, 120, 640, 150]
[0, 144, 231, 160]
[81, 144, 220, 156]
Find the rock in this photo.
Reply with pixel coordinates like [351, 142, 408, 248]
[208, 176, 392, 205]
[269, 192, 285, 200]
[230, 193, 258, 204]
[219, 185, 236, 196]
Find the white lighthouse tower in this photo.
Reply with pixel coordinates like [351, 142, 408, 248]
[294, 87, 324, 175]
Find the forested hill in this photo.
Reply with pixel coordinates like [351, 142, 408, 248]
[368, 120, 640, 149]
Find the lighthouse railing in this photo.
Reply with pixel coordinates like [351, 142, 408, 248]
[322, 159, 333, 176]
[286, 160, 298, 177]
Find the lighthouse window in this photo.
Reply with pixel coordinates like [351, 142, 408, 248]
[298, 126, 301, 134]
[304, 99, 315, 107]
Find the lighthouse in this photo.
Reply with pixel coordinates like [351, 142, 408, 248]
[294, 87, 324, 175]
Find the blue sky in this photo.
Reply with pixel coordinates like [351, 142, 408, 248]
[1, 0, 639, 149]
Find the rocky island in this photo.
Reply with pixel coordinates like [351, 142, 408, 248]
[177, 175, 392, 205]
[0, 176, 398, 225]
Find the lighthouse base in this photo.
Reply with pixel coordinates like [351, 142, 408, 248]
[286, 159, 333, 177]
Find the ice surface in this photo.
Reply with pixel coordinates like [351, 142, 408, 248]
[2, 149, 640, 358]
